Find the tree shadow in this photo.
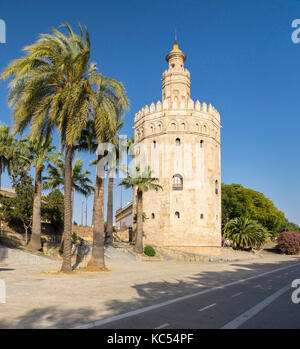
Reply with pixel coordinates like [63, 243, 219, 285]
[0, 256, 299, 328]
[0, 306, 97, 329]
[98, 258, 300, 328]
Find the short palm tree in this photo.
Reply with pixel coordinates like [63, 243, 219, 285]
[223, 217, 268, 250]
[25, 135, 56, 251]
[44, 157, 94, 200]
[119, 166, 162, 254]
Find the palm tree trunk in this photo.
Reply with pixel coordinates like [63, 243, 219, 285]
[28, 167, 42, 251]
[0, 160, 2, 235]
[135, 189, 143, 254]
[106, 167, 114, 242]
[0, 159, 2, 193]
[61, 145, 73, 273]
[88, 155, 105, 270]
[71, 148, 78, 223]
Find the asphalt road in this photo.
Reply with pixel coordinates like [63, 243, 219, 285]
[76, 260, 300, 329]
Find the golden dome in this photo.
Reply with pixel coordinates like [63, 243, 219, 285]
[170, 40, 182, 53]
[166, 40, 186, 63]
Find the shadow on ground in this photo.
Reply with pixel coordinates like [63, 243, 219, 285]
[0, 306, 97, 328]
[101, 259, 300, 319]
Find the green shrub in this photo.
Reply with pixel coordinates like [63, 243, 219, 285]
[223, 217, 268, 250]
[71, 232, 78, 244]
[144, 245, 156, 257]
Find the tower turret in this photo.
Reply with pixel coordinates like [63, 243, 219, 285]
[162, 40, 191, 107]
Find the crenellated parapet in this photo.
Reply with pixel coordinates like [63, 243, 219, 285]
[134, 98, 220, 123]
[134, 97, 221, 144]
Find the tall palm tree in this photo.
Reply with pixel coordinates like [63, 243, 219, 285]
[106, 121, 125, 243]
[223, 217, 268, 250]
[0, 123, 15, 235]
[0, 123, 14, 192]
[119, 166, 162, 253]
[1, 24, 104, 273]
[25, 135, 56, 251]
[88, 99, 128, 270]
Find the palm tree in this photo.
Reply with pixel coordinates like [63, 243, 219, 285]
[1, 24, 104, 273]
[88, 102, 128, 270]
[44, 157, 94, 200]
[25, 135, 56, 251]
[0, 124, 14, 192]
[105, 121, 126, 243]
[0, 123, 15, 235]
[44, 157, 94, 253]
[223, 217, 268, 250]
[119, 166, 162, 254]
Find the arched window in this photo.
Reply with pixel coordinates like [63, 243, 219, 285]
[151, 213, 155, 219]
[215, 180, 219, 195]
[153, 140, 156, 149]
[200, 140, 204, 148]
[175, 138, 181, 146]
[173, 174, 183, 190]
[175, 211, 180, 219]
[200, 214, 204, 219]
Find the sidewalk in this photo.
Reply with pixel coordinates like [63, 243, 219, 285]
[0, 245, 299, 328]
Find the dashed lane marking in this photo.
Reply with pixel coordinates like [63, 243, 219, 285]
[198, 303, 216, 312]
[155, 323, 169, 329]
[231, 292, 243, 298]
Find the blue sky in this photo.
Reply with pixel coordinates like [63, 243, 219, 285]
[0, 0, 300, 225]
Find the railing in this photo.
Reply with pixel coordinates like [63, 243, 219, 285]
[172, 184, 183, 191]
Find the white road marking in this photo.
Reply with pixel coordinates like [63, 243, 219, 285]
[72, 261, 300, 329]
[231, 292, 243, 298]
[198, 303, 216, 312]
[221, 284, 290, 329]
[253, 285, 261, 288]
[155, 323, 169, 329]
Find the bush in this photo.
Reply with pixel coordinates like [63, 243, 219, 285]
[223, 217, 268, 250]
[71, 232, 78, 244]
[277, 232, 300, 255]
[144, 245, 156, 257]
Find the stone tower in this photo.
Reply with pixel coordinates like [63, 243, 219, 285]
[132, 40, 221, 255]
